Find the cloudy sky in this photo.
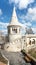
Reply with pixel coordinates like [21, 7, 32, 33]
[0, 0, 36, 35]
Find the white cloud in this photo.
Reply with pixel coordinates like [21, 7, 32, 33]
[0, 22, 9, 28]
[0, 9, 3, 16]
[28, 7, 36, 21]
[28, 7, 36, 14]
[14, 0, 19, 4]
[24, 7, 36, 22]
[2, 29, 7, 35]
[18, 7, 36, 34]
[0, 22, 9, 34]
[22, 22, 32, 30]
[28, 8, 33, 14]
[18, 0, 34, 9]
[25, 22, 32, 27]
[8, 0, 19, 4]
[8, 0, 34, 9]
[9, 0, 14, 4]
[21, 22, 32, 35]
[32, 27, 36, 33]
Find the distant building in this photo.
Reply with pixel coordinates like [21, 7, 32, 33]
[25, 28, 34, 34]
[0, 31, 5, 49]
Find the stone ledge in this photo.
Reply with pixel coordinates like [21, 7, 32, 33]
[0, 52, 9, 65]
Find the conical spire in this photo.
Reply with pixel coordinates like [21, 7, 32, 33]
[8, 7, 22, 27]
[11, 7, 18, 23]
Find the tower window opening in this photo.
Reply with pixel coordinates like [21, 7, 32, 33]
[12, 28, 17, 33]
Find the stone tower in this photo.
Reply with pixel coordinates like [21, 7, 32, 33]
[8, 7, 22, 43]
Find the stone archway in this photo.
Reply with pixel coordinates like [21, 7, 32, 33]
[32, 39, 35, 44]
[29, 38, 35, 45]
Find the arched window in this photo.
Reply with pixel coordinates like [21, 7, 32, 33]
[32, 39, 35, 44]
[29, 40, 31, 45]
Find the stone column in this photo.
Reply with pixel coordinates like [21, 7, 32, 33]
[27, 38, 30, 45]
[10, 27, 12, 34]
[17, 27, 19, 34]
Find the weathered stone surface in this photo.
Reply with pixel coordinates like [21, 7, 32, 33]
[2, 50, 31, 65]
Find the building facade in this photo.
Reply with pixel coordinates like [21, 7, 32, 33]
[4, 7, 24, 52]
[4, 7, 36, 52]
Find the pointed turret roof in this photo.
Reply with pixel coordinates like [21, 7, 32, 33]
[11, 7, 18, 23]
[8, 7, 22, 27]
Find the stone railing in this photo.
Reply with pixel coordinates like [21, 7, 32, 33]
[0, 52, 9, 65]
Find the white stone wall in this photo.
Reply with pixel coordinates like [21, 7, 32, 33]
[4, 36, 25, 52]
[9, 34, 22, 42]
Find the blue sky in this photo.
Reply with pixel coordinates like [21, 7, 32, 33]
[0, 0, 36, 35]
